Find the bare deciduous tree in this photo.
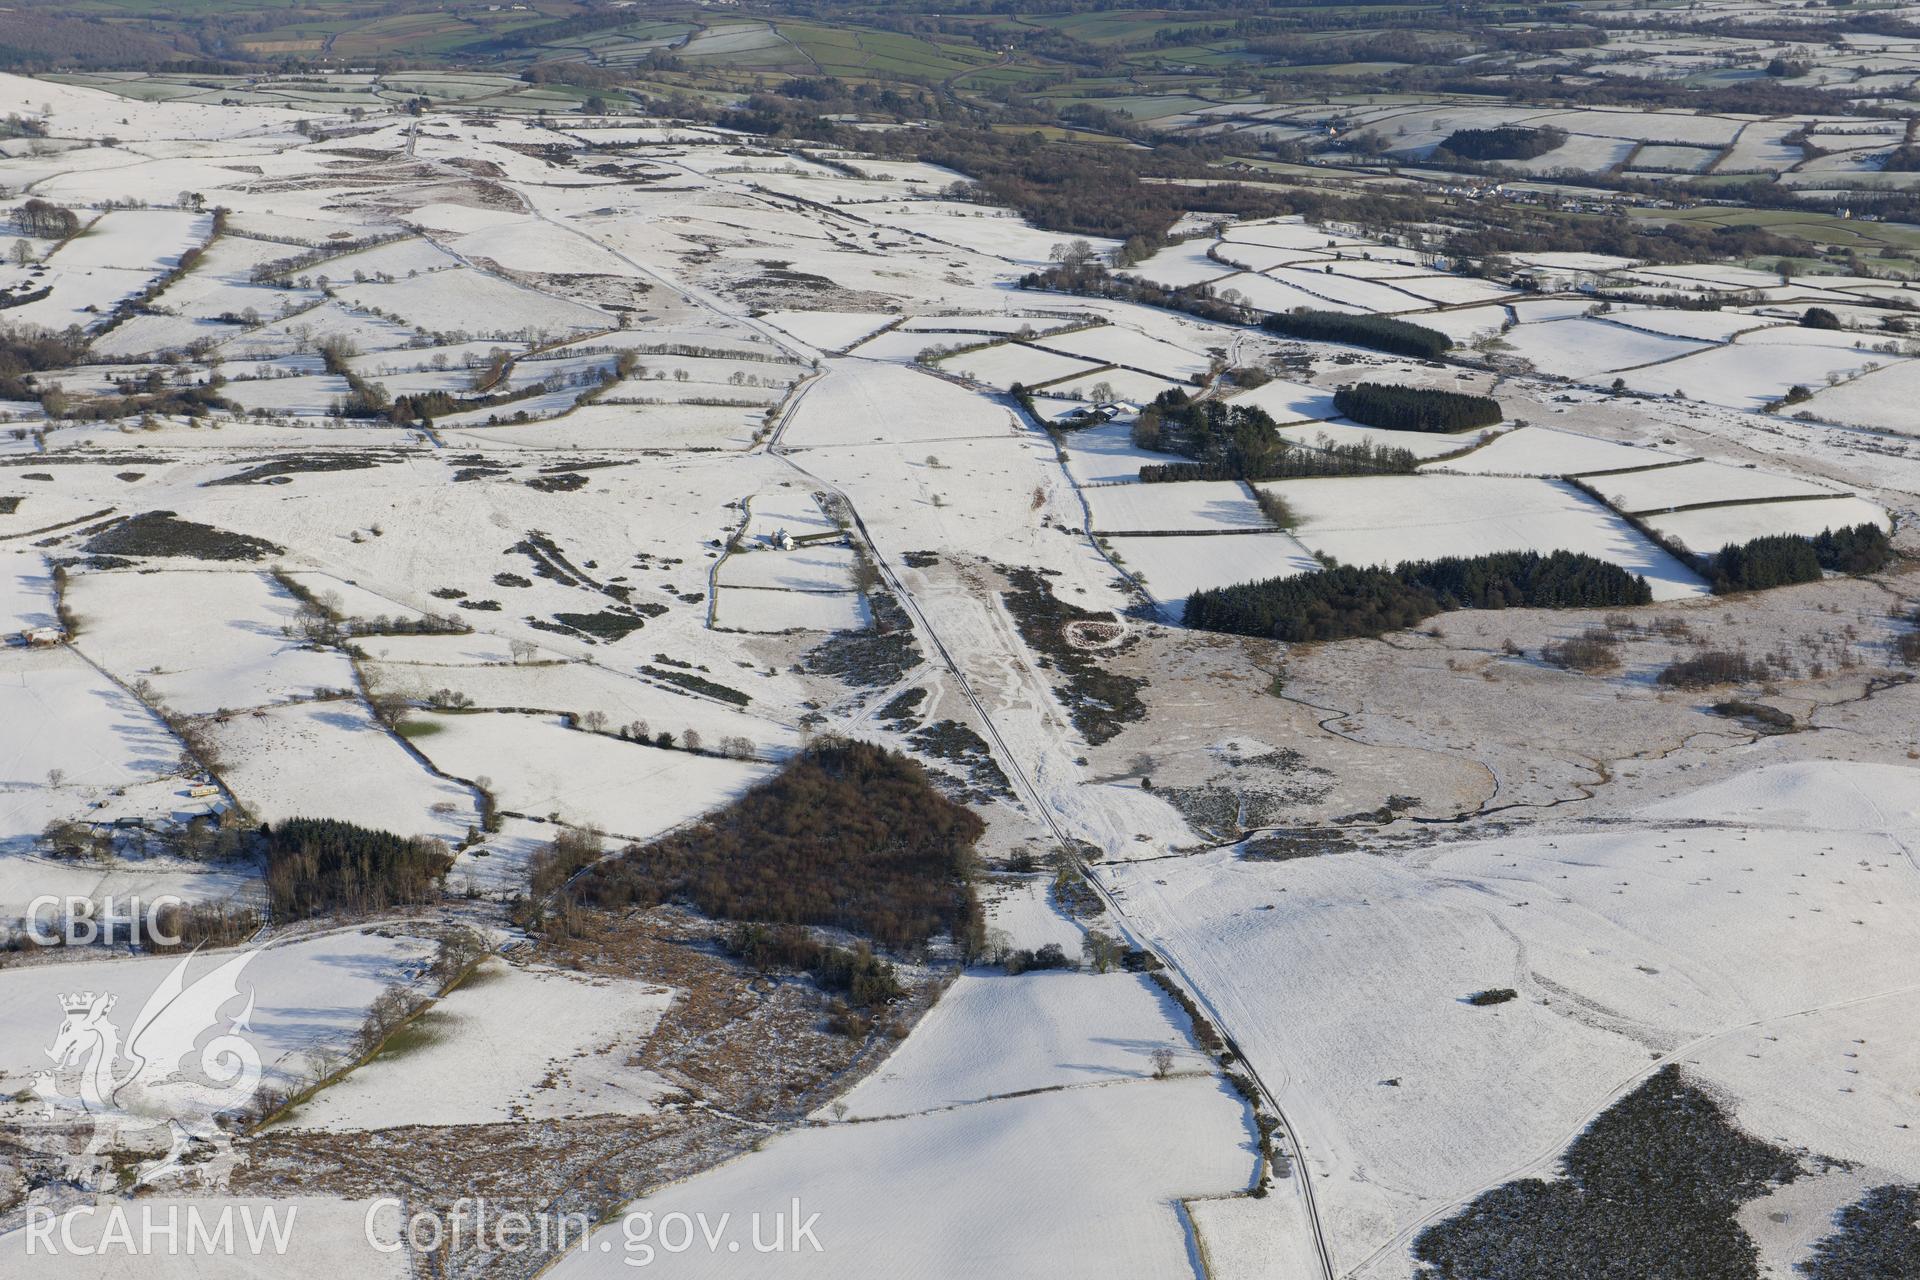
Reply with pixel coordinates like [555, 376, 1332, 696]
[1081, 929, 1122, 974]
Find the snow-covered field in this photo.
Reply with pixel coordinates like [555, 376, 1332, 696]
[779, 361, 1014, 447]
[1107, 761, 1920, 1276]
[335, 268, 611, 337]
[1265, 474, 1710, 599]
[714, 584, 868, 633]
[1110, 532, 1319, 618]
[362, 653, 793, 756]
[211, 700, 476, 840]
[408, 711, 771, 840]
[553, 1075, 1255, 1280]
[65, 571, 357, 714]
[1225, 378, 1337, 423]
[1059, 420, 1169, 485]
[718, 545, 858, 592]
[1033, 325, 1213, 382]
[1426, 425, 1682, 477]
[1085, 481, 1271, 534]
[1041, 364, 1186, 404]
[1587, 458, 1852, 513]
[1497, 318, 1709, 379]
[224, 373, 356, 416]
[274, 958, 675, 1131]
[761, 309, 897, 351]
[1617, 341, 1888, 409]
[57, 210, 208, 272]
[1285, 420, 1487, 461]
[935, 341, 1104, 391]
[842, 969, 1202, 1119]
[0, 929, 437, 1094]
[1647, 495, 1892, 551]
[0, 647, 186, 847]
[1802, 356, 1920, 431]
[0, 853, 258, 929]
[1121, 239, 1234, 288]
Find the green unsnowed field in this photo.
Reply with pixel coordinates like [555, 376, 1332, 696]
[1634, 206, 1920, 272]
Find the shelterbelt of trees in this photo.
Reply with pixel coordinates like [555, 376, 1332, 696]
[1261, 310, 1453, 361]
[1184, 550, 1654, 642]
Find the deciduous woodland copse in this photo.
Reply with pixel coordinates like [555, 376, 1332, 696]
[570, 739, 984, 951]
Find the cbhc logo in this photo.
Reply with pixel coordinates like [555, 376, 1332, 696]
[25, 896, 186, 947]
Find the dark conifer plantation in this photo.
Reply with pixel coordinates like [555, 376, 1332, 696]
[1413, 1066, 1801, 1280]
[1333, 382, 1503, 433]
[1809, 523, 1894, 575]
[1185, 551, 1652, 642]
[1710, 524, 1890, 593]
[265, 818, 454, 920]
[1134, 389, 1419, 481]
[1261, 310, 1452, 360]
[1435, 125, 1568, 161]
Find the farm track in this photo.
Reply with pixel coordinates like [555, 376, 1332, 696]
[776, 329, 1907, 1273]
[497, 177, 822, 366]
[0, 507, 115, 542]
[764, 368, 1338, 1280]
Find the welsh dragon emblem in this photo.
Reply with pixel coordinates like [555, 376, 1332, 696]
[33, 950, 263, 1188]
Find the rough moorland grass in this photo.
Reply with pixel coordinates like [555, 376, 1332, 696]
[1002, 565, 1146, 746]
